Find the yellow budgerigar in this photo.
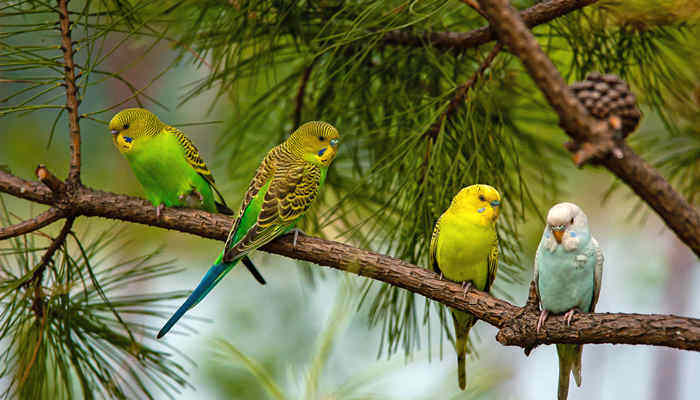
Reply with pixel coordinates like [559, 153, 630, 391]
[429, 184, 501, 390]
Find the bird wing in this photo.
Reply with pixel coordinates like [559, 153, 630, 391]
[589, 236, 604, 312]
[485, 241, 499, 293]
[429, 215, 443, 276]
[533, 234, 543, 305]
[223, 159, 322, 262]
[163, 125, 232, 212]
[223, 146, 281, 251]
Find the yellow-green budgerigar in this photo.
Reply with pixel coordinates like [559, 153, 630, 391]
[157, 121, 340, 339]
[429, 184, 501, 390]
[109, 108, 266, 285]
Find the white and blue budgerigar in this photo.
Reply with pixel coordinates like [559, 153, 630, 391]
[534, 202, 604, 400]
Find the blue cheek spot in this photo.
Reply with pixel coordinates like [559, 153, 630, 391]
[569, 232, 576, 237]
[123, 136, 133, 143]
[318, 148, 326, 157]
[477, 207, 485, 213]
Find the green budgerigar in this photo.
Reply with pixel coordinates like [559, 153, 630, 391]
[430, 184, 501, 390]
[157, 121, 340, 338]
[109, 108, 232, 217]
[534, 202, 604, 400]
[109, 108, 267, 286]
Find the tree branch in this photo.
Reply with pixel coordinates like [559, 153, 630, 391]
[58, 0, 82, 184]
[0, 208, 66, 240]
[1, 168, 698, 351]
[381, 0, 598, 52]
[475, 0, 700, 256]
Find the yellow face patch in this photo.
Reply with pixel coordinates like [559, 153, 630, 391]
[113, 132, 134, 153]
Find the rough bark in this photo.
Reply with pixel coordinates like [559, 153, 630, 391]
[476, 0, 700, 256]
[1, 169, 699, 352]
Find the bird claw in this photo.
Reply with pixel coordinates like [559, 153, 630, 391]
[564, 308, 578, 326]
[537, 310, 549, 333]
[462, 281, 473, 299]
[439, 272, 443, 281]
[156, 204, 165, 219]
[287, 228, 306, 248]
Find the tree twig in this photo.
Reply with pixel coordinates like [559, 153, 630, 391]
[475, 0, 700, 256]
[382, 0, 598, 52]
[1, 168, 698, 351]
[57, 0, 81, 184]
[30, 216, 75, 319]
[293, 61, 316, 128]
[0, 208, 65, 240]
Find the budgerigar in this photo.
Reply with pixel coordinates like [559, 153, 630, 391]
[534, 202, 603, 400]
[109, 108, 266, 286]
[157, 121, 340, 339]
[429, 184, 501, 390]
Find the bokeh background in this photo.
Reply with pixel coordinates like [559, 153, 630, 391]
[1, 1, 699, 399]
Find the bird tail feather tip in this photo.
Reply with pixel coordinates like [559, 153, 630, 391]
[556, 344, 582, 400]
[157, 262, 233, 339]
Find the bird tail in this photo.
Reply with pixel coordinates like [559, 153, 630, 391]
[157, 255, 237, 339]
[556, 344, 583, 400]
[452, 310, 475, 391]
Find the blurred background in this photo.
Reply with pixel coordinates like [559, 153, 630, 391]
[1, 1, 699, 399]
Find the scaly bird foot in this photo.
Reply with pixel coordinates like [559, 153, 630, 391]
[156, 204, 165, 219]
[564, 308, 578, 326]
[536, 309, 549, 333]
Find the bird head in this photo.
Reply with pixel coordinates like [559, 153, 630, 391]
[108, 108, 163, 153]
[450, 184, 502, 225]
[287, 121, 340, 167]
[544, 202, 590, 249]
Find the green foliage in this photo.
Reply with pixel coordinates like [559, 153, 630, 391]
[0, 203, 191, 399]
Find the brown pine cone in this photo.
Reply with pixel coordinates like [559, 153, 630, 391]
[570, 72, 642, 138]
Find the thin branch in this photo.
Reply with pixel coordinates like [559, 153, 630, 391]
[0, 168, 698, 351]
[30, 216, 75, 319]
[381, 0, 598, 52]
[424, 43, 502, 141]
[419, 43, 502, 183]
[293, 61, 316, 128]
[475, 0, 700, 256]
[0, 207, 65, 240]
[459, 0, 489, 20]
[57, 0, 82, 184]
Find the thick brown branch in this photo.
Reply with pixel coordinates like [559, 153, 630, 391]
[0, 208, 66, 240]
[382, 0, 597, 52]
[476, 0, 700, 256]
[1, 169, 698, 351]
[58, 0, 81, 184]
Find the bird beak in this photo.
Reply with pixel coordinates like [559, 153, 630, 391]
[110, 129, 119, 135]
[552, 230, 564, 243]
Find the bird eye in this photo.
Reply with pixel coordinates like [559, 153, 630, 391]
[318, 136, 325, 141]
[479, 195, 485, 201]
[123, 123, 129, 129]
[570, 218, 574, 224]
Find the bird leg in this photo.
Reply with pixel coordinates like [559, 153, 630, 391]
[439, 272, 443, 280]
[536, 309, 549, 333]
[563, 308, 579, 326]
[286, 228, 307, 248]
[156, 203, 165, 219]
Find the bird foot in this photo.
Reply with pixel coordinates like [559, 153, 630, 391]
[287, 228, 306, 248]
[536, 309, 549, 333]
[156, 204, 165, 219]
[564, 308, 578, 326]
[439, 272, 443, 281]
[462, 281, 473, 299]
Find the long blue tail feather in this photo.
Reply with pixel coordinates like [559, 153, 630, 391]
[157, 261, 235, 338]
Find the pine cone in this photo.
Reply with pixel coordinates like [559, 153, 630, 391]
[570, 72, 641, 138]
